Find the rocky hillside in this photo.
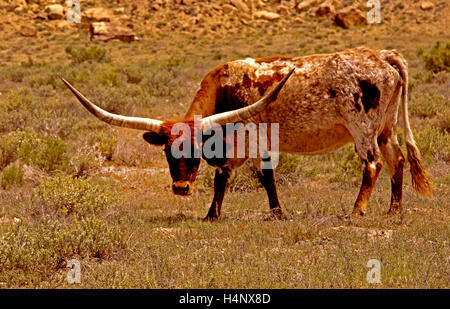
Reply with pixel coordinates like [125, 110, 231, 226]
[0, 0, 448, 42]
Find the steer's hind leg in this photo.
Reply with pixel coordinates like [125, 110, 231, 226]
[254, 157, 282, 219]
[378, 127, 405, 214]
[203, 167, 231, 221]
[352, 136, 383, 216]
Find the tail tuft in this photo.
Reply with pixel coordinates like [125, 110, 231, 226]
[406, 142, 433, 198]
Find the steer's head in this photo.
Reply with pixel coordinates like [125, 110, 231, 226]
[61, 68, 293, 196]
[142, 120, 200, 196]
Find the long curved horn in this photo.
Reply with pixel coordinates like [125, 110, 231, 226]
[201, 68, 294, 131]
[61, 78, 162, 132]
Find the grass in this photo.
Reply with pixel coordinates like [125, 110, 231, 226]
[0, 16, 448, 288]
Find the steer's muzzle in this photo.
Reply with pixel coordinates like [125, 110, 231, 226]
[172, 181, 193, 196]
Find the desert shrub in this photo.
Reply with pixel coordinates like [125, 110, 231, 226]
[23, 137, 69, 172]
[1, 163, 24, 189]
[142, 69, 182, 98]
[88, 130, 118, 161]
[328, 144, 361, 184]
[0, 215, 125, 273]
[0, 87, 76, 136]
[228, 168, 261, 192]
[277, 153, 303, 175]
[2, 130, 69, 172]
[65, 45, 111, 64]
[415, 124, 450, 163]
[276, 153, 322, 182]
[37, 174, 115, 215]
[436, 110, 450, 133]
[0, 133, 21, 170]
[409, 93, 448, 118]
[0, 87, 33, 112]
[69, 151, 102, 177]
[196, 164, 260, 192]
[162, 56, 186, 73]
[120, 65, 145, 84]
[26, 63, 66, 90]
[0, 88, 35, 133]
[422, 41, 450, 73]
[98, 71, 121, 87]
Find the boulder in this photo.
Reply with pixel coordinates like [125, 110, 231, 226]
[54, 20, 73, 30]
[35, 10, 47, 20]
[113, 7, 126, 15]
[90, 22, 137, 42]
[315, 0, 337, 17]
[277, 5, 290, 16]
[296, 0, 319, 12]
[222, 4, 237, 13]
[14, 0, 27, 10]
[230, 0, 249, 13]
[254, 10, 281, 21]
[420, 1, 435, 10]
[83, 7, 112, 22]
[333, 6, 367, 29]
[44, 4, 64, 20]
[20, 24, 37, 37]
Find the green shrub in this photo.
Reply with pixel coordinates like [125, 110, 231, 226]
[228, 168, 261, 192]
[2, 130, 69, 172]
[328, 144, 362, 184]
[99, 71, 121, 87]
[142, 69, 182, 98]
[23, 137, 69, 172]
[415, 124, 450, 163]
[423, 41, 450, 73]
[277, 153, 302, 175]
[1, 163, 24, 189]
[196, 164, 260, 192]
[0, 215, 125, 273]
[70, 152, 101, 177]
[37, 174, 114, 215]
[409, 93, 448, 118]
[1, 87, 33, 112]
[88, 130, 118, 160]
[0, 133, 21, 170]
[120, 67, 144, 84]
[65, 45, 111, 64]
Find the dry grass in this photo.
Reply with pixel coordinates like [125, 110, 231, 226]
[0, 16, 449, 288]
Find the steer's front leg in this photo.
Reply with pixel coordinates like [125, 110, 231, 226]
[203, 167, 232, 221]
[256, 167, 282, 219]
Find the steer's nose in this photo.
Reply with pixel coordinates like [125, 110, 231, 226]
[172, 181, 192, 196]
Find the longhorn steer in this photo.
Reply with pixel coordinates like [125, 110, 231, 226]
[63, 47, 432, 221]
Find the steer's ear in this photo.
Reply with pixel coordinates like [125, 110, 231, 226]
[143, 132, 167, 146]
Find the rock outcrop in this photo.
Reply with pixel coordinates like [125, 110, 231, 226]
[333, 6, 368, 29]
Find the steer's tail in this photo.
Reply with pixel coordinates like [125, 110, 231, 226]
[381, 50, 433, 197]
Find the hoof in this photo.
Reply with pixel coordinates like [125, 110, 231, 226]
[272, 207, 283, 219]
[264, 208, 284, 221]
[352, 209, 365, 217]
[203, 215, 219, 222]
[387, 207, 403, 215]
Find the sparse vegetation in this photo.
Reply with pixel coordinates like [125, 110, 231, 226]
[0, 129, 69, 173]
[1, 163, 24, 189]
[0, 215, 125, 280]
[0, 0, 448, 289]
[422, 41, 450, 73]
[65, 45, 111, 64]
[37, 174, 115, 215]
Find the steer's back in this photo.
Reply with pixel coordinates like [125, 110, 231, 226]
[187, 47, 402, 154]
